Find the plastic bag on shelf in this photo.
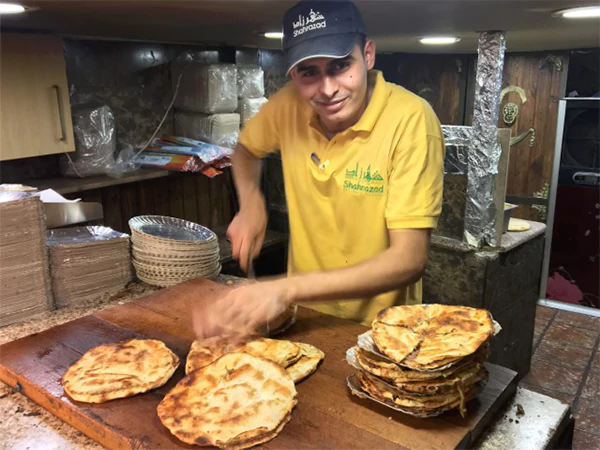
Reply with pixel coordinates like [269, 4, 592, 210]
[174, 63, 238, 114]
[60, 103, 116, 177]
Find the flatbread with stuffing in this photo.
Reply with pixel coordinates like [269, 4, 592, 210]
[237, 337, 302, 368]
[372, 305, 493, 370]
[185, 336, 242, 375]
[356, 370, 486, 417]
[355, 343, 489, 385]
[62, 339, 179, 403]
[158, 352, 297, 449]
[186, 337, 302, 374]
[285, 342, 324, 383]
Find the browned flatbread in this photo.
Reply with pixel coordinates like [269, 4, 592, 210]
[185, 336, 243, 375]
[356, 370, 486, 417]
[355, 342, 490, 385]
[158, 353, 297, 449]
[372, 305, 494, 370]
[285, 343, 324, 383]
[392, 362, 488, 395]
[236, 337, 302, 368]
[186, 337, 303, 375]
[62, 339, 179, 403]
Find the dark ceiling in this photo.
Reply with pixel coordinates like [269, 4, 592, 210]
[1, 0, 599, 53]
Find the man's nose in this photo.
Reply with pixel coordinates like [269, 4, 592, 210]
[319, 75, 339, 98]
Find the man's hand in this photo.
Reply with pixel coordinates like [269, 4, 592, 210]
[227, 189, 267, 273]
[193, 279, 294, 340]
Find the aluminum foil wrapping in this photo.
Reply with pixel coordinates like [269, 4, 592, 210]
[465, 31, 506, 248]
[441, 125, 471, 174]
[61, 104, 116, 177]
[46, 226, 129, 247]
[175, 63, 238, 114]
[237, 64, 265, 98]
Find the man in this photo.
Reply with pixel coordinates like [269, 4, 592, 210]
[194, 0, 444, 338]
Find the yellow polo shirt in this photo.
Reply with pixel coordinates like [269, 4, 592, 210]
[239, 70, 444, 324]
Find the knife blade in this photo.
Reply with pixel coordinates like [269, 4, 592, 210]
[247, 241, 256, 280]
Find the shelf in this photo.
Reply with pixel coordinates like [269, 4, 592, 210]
[28, 169, 171, 196]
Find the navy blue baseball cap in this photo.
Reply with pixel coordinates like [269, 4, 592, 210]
[283, 0, 366, 75]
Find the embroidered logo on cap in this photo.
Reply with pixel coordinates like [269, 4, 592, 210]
[293, 9, 327, 37]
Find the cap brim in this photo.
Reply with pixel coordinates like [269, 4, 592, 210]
[285, 32, 358, 75]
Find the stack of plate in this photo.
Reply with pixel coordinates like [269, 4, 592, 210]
[0, 191, 53, 326]
[129, 215, 220, 287]
[346, 305, 499, 418]
[47, 226, 132, 308]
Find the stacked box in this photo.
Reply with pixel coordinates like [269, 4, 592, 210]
[0, 192, 53, 326]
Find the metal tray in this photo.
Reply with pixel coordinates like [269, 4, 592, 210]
[46, 226, 128, 247]
[129, 215, 216, 242]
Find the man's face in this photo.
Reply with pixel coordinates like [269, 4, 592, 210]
[290, 40, 376, 133]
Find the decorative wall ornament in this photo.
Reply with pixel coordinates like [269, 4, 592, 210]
[500, 86, 527, 125]
[510, 128, 536, 147]
[503, 103, 519, 125]
[540, 54, 563, 72]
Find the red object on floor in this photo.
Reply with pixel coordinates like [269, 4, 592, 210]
[547, 272, 583, 304]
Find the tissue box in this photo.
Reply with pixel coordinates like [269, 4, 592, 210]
[175, 64, 238, 114]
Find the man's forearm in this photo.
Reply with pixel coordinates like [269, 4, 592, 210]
[276, 229, 430, 304]
[231, 143, 263, 208]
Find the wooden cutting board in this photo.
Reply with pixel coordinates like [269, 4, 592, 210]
[0, 278, 517, 449]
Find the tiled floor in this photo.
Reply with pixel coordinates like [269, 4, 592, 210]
[521, 305, 600, 449]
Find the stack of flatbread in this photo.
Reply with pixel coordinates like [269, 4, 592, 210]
[158, 337, 323, 449]
[346, 304, 496, 418]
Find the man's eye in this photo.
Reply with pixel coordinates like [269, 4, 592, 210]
[301, 69, 318, 78]
[331, 61, 350, 72]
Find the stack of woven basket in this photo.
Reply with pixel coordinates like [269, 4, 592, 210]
[129, 215, 220, 287]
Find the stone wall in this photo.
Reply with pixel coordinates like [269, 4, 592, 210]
[423, 234, 545, 378]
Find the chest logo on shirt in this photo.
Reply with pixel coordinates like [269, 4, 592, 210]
[343, 163, 385, 195]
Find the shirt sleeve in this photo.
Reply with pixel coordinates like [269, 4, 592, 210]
[238, 85, 289, 158]
[385, 102, 445, 230]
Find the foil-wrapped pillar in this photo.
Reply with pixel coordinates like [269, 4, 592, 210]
[465, 31, 506, 248]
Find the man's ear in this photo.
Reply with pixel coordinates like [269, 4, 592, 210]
[289, 67, 298, 81]
[364, 40, 376, 70]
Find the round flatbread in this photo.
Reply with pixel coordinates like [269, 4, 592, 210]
[185, 336, 241, 375]
[62, 339, 179, 403]
[355, 343, 490, 385]
[285, 343, 324, 383]
[508, 218, 531, 232]
[355, 371, 485, 418]
[372, 305, 494, 370]
[237, 337, 302, 368]
[185, 337, 302, 375]
[158, 353, 297, 449]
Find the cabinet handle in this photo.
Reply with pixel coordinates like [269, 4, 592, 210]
[53, 85, 67, 142]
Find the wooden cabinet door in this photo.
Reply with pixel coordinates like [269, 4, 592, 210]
[1, 34, 74, 161]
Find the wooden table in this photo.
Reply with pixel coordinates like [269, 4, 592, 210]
[0, 279, 517, 449]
